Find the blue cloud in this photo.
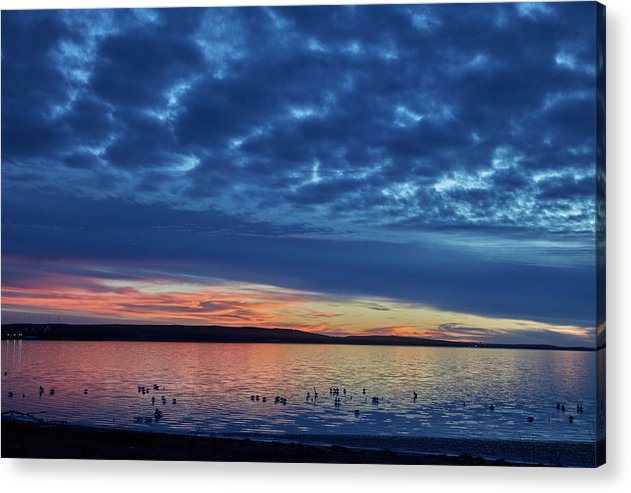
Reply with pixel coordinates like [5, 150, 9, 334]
[1, 3, 600, 331]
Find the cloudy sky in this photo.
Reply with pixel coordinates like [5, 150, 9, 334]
[1, 3, 600, 346]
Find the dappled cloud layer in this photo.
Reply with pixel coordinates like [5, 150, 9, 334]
[2, 4, 599, 345]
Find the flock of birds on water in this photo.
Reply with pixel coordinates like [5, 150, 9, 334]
[135, 384, 177, 422]
[3, 369, 587, 427]
[245, 386, 586, 425]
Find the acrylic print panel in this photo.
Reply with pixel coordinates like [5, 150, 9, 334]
[1, 2, 605, 467]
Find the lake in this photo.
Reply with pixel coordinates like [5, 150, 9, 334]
[2, 340, 600, 455]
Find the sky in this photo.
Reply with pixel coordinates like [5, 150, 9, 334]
[1, 3, 600, 346]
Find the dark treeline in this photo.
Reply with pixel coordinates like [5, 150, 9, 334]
[1, 324, 594, 351]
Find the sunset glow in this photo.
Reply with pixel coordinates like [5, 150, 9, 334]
[2, 3, 600, 348]
[1, 258, 592, 346]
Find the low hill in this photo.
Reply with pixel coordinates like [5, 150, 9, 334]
[1, 323, 594, 351]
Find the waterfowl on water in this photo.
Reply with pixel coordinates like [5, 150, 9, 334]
[527, 416, 534, 423]
[362, 388, 366, 395]
[489, 404, 495, 411]
[154, 408, 163, 420]
[49, 389, 55, 395]
[561, 404, 566, 412]
[84, 389, 88, 395]
[568, 415, 574, 424]
[172, 398, 177, 404]
[152, 396, 156, 404]
[255, 395, 260, 401]
[7, 391, 13, 398]
[262, 397, 266, 403]
[251, 395, 255, 401]
[153, 384, 160, 390]
[413, 392, 418, 400]
[354, 409, 360, 417]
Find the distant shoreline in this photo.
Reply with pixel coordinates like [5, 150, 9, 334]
[1, 323, 595, 351]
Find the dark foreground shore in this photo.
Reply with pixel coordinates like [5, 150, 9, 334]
[2, 419, 539, 466]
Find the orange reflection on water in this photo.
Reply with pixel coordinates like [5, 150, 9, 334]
[1, 340, 598, 446]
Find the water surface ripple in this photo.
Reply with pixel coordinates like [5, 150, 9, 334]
[2, 341, 598, 444]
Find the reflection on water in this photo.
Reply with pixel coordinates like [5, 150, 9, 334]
[2, 341, 598, 443]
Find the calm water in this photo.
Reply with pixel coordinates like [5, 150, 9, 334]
[2, 341, 599, 445]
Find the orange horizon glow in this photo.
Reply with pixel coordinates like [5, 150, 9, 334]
[1, 270, 594, 346]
